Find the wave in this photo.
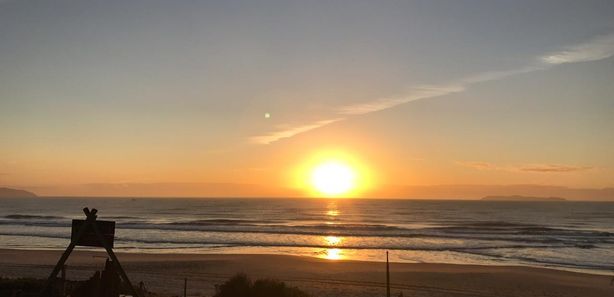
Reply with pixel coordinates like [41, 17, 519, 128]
[3, 214, 66, 220]
[104, 216, 142, 220]
[170, 219, 281, 226]
[457, 247, 614, 271]
[1, 219, 612, 246]
[430, 222, 613, 237]
[0, 230, 590, 251]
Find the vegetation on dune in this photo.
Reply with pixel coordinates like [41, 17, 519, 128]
[0, 277, 44, 296]
[214, 274, 310, 297]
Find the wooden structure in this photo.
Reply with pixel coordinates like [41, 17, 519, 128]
[40, 208, 139, 297]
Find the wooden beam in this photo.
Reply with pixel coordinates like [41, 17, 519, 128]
[40, 208, 96, 296]
[89, 213, 140, 297]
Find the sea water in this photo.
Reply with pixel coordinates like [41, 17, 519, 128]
[0, 197, 613, 274]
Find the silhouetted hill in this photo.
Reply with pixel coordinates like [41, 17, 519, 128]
[482, 195, 566, 201]
[0, 187, 37, 198]
[376, 184, 614, 201]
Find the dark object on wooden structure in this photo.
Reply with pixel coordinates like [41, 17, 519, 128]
[71, 259, 121, 297]
[71, 219, 115, 248]
[40, 208, 139, 297]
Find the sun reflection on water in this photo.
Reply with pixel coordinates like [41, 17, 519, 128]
[325, 235, 342, 246]
[324, 248, 343, 260]
[319, 202, 345, 260]
[319, 235, 344, 260]
[326, 209, 339, 217]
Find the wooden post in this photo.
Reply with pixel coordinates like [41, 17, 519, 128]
[184, 278, 187, 297]
[386, 251, 390, 297]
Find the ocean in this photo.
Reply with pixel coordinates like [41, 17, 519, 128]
[1, 197, 613, 275]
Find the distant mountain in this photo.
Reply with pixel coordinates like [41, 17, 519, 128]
[482, 195, 566, 201]
[376, 184, 614, 201]
[0, 187, 37, 198]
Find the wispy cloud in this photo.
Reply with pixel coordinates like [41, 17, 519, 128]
[250, 118, 342, 144]
[338, 84, 465, 115]
[458, 161, 592, 173]
[250, 33, 614, 144]
[519, 164, 593, 173]
[456, 161, 506, 171]
[460, 65, 546, 84]
[541, 33, 614, 65]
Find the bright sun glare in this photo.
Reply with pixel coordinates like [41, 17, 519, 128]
[311, 161, 356, 196]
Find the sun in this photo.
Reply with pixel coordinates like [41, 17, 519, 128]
[311, 161, 356, 196]
[293, 150, 373, 198]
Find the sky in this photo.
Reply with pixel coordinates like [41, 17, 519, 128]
[1, 0, 613, 198]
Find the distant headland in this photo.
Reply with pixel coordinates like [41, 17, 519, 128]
[0, 187, 37, 198]
[481, 195, 566, 201]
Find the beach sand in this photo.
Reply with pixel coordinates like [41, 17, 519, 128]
[0, 249, 611, 297]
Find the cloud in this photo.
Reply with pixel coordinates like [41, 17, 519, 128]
[338, 65, 549, 116]
[458, 161, 592, 173]
[460, 65, 546, 84]
[519, 164, 593, 173]
[249, 118, 343, 144]
[456, 161, 505, 171]
[250, 32, 614, 144]
[541, 33, 614, 65]
[338, 84, 465, 115]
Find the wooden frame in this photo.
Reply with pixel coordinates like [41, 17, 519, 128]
[40, 208, 139, 297]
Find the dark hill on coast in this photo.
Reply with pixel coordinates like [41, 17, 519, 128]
[0, 187, 37, 198]
[482, 195, 566, 201]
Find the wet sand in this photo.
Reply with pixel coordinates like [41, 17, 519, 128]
[0, 249, 612, 297]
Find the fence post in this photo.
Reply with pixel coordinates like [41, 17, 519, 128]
[386, 251, 390, 297]
[184, 278, 187, 297]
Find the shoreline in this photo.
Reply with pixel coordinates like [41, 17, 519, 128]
[3, 244, 612, 277]
[1, 248, 612, 297]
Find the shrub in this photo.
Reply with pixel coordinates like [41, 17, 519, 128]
[214, 274, 310, 297]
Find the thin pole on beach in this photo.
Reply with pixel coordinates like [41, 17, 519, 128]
[386, 251, 390, 297]
[184, 277, 187, 297]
